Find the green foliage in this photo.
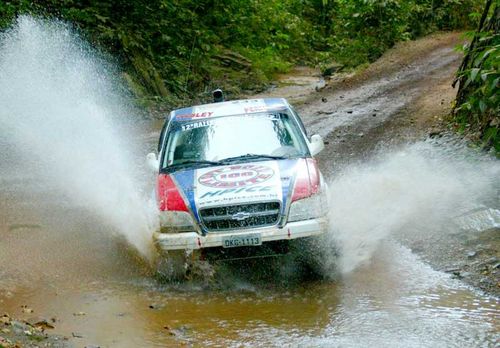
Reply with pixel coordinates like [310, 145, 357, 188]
[457, 40, 499, 115]
[454, 3, 499, 153]
[0, 0, 484, 106]
[321, 0, 484, 67]
[456, 35, 499, 151]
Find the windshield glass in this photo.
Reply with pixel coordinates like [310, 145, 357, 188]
[162, 112, 309, 169]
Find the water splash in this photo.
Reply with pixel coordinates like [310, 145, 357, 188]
[0, 16, 155, 258]
[326, 139, 500, 274]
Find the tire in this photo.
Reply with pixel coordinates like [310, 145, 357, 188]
[155, 249, 216, 283]
[155, 250, 188, 281]
[289, 235, 334, 280]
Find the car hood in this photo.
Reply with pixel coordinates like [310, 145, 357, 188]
[170, 159, 303, 223]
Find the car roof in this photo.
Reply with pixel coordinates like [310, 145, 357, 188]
[170, 98, 289, 121]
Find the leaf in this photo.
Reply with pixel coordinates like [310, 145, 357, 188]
[483, 126, 498, 143]
[481, 72, 492, 81]
[481, 48, 495, 61]
[479, 100, 487, 113]
[95, 14, 108, 23]
[492, 77, 499, 90]
[470, 68, 480, 82]
[463, 76, 472, 89]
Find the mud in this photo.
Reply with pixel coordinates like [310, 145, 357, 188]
[1, 31, 499, 347]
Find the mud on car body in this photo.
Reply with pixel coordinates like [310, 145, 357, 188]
[147, 96, 328, 276]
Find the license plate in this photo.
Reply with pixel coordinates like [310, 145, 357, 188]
[222, 233, 262, 248]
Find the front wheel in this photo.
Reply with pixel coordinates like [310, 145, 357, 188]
[155, 250, 189, 281]
[154, 249, 215, 283]
[288, 235, 337, 280]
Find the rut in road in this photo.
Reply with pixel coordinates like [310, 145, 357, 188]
[301, 42, 461, 139]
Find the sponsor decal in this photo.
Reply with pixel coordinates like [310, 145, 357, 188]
[181, 120, 211, 131]
[198, 164, 274, 188]
[244, 105, 283, 114]
[196, 161, 282, 209]
[176, 111, 214, 119]
[244, 105, 267, 113]
[200, 185, 272, 199]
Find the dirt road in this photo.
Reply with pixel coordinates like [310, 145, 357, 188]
[292, 33, 460, 164]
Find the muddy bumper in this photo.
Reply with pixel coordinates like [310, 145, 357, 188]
[153, 218, 328, 251]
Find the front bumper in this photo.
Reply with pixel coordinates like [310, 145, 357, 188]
[153, 217, 328, 251]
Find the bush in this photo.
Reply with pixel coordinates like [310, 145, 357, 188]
[454, 2, 499, 152]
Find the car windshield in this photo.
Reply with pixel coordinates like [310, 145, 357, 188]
[162, 112, 309, 169]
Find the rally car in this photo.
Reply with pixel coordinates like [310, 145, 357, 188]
[147, 93, 328, 277]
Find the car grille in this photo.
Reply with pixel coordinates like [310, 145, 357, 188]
[199, 202, 281, 232]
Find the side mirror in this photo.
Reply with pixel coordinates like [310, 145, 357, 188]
[146, 152, 159, 172]
[309, 134, 324, 156]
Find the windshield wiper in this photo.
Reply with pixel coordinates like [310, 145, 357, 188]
[169, 159, 222, 168]
[220, 153, 289, 163]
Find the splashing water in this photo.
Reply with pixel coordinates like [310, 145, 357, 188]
[0, 17, 155, 258]
[326, 140, 500, 274]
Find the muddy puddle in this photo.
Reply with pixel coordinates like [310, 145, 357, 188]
[1, 135, 499, 347]
[1, 216, 498, 347]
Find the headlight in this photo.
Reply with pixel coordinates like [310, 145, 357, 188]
[288, 191, 328, 222]
[159, 211, 197, 233]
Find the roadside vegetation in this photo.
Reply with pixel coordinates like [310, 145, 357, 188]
[0, 0, 484, 110]
[453, 1, 499, 153]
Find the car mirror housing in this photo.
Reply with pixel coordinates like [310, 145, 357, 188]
[147, 152, 159, 172]
[309, 134, 324, 156]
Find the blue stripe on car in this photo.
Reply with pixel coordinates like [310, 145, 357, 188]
[263, 98, 287, 109]
[277, 159, 299, 214]
[172, 106, 193, 120]
[172, 170, 201, 222]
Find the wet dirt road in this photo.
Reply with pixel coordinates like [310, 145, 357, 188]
[1, 32, 499, 347]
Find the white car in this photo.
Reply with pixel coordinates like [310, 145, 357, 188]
[147, 95, 328, 277]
